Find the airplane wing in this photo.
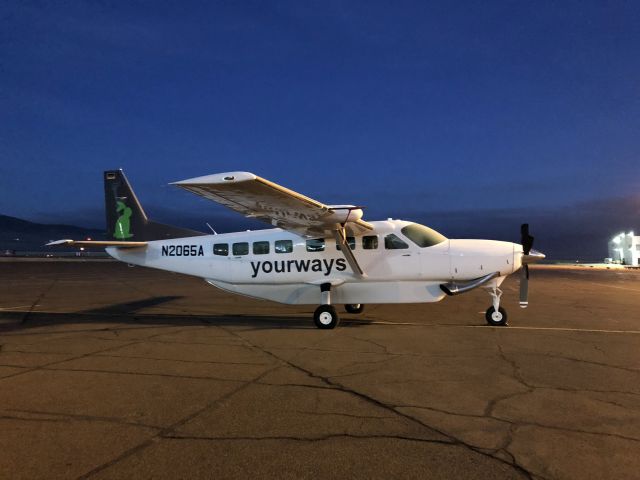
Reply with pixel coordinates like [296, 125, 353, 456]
[172, 172, 373, 238]
[47, 240, 148, 248]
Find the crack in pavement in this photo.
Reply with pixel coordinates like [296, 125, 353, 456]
[293, 410, 395, 420]
[254, 382, 337, 391]
[483, 344, 535, 418]
[217, 325, 535, 480]
[20, 278, 58, 325]
[42, 366, 246, 383]
[0, 341, 142, 381]
[94, 353, 269, 367]
[342, 332, 391, 354]
[75, 364, 281, 480]
[401, 402, 640, 444]
[162, 432, 453, 444]
[0, 326, 219, 381]
[3, 408, 162, 430]
[530, 351, 640, 374]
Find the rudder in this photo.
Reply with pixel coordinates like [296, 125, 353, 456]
[104, 170, 205, 241]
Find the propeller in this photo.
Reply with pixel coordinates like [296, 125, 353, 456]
[519, 224, 533, 308]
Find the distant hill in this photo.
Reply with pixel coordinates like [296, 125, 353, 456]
[0, 215, 104, 252]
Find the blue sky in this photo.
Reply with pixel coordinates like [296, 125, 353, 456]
[1, 1, 639, 259]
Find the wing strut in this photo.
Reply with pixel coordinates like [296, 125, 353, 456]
[333, 227, 366, 278]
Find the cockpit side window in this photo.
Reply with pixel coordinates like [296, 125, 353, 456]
[385, 234, 409, 249]
[401, 224, 447, 248]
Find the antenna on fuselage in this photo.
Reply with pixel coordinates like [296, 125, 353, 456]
[206, 223, 217, 235]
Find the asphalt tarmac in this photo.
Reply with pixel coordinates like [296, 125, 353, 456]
[0, 260, 638, 480]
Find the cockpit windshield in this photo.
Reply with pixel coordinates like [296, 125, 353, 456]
[401, 223, 447, 248]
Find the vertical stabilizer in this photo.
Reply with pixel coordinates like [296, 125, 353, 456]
[103, 170, 205, 241]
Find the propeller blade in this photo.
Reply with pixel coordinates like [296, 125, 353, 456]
[519, 264, 529, 308]
[521, 223, 534, 255]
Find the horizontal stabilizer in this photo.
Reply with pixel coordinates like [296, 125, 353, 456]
[46, 239, 148, 248]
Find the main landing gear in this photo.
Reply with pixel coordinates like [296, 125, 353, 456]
[312, 284, 366, 329]
[345, 304, 364, 314]
[485, 281, 508, 326]
[314, 283, 339, 329]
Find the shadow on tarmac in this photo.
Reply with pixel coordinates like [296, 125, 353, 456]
[0, 295, 373, 332]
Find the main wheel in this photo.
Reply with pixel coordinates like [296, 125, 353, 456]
[344, 304, 364, 314]
[485, 306, 508, 326]
[314, 305, 339, 329]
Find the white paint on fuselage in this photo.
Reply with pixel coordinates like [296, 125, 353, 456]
[106, 219, 522, 305]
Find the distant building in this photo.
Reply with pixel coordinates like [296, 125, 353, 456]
[608, 232, 639, 266]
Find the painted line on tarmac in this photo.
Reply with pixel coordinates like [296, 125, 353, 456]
[3, 310, 638, 335]
[470, 325, 640, 334]
[347, 320, 640, 334]
[586, 281, 640, 293]
[0, 305, 32, 311]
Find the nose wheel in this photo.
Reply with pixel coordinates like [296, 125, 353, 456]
[485, 306, 508, 326]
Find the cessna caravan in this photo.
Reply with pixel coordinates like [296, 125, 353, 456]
[49, 170, 545, 329]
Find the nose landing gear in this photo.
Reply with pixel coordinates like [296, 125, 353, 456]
[485, 281, 508, 326]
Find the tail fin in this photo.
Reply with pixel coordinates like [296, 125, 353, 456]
[104, 170, 205, 241]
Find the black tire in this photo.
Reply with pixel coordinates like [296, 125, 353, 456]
[344, 304, 364, 314]
[314, 305, 339, 329]
[485, 306, 508, 326]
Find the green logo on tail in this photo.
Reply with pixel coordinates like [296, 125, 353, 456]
[114, 201, 133, 239]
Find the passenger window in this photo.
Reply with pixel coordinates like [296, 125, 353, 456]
[336, 236, 356, 251]
[232, 242, 249, 256]
[213, 243, 228, 256]
[306, 238, 325, 252]
[362, 235, 378, 250]
[253, 241, 269, 255]
[385, 234, 409, 250]
[275, 240, 293, 253]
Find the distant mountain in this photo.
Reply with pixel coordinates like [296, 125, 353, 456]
[0, 215, 104, 252]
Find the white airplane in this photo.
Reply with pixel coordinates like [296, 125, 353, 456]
[49, 170, 545, 329]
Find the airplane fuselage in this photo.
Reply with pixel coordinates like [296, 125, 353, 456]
[107, 219, 523, 305]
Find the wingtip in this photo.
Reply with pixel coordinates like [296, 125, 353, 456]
[46, 239, 73, 246]
[172, 171, 257, 185]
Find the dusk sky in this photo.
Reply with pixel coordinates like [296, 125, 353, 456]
[1, 1, 639, 259]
